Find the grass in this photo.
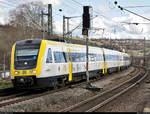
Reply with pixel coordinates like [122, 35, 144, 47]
[0, 82, 13, 88]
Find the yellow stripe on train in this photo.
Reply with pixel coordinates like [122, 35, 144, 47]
[103, 61, 105, 74]
[118, 61, 120, 71]
[102, 61, 107, 74]
[67, 48, 72, 82]
[11, 44, 16, 77]
[69, 62, 72, 81]
[105, 61, 107, 73]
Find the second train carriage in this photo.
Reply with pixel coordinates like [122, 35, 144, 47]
[10, 39, 131, 89]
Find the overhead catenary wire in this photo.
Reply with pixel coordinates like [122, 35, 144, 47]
[0, 1, 16, 8]
[0, 0, 16, 7]
[124, 5, 150, 8]
[117, 5, 150, 22]
[5, 0, 18, 6]
[61, 0, 79, 13]
[69, 0, 83, 8]
[0, 0, 131, 37]
[121, 22, 150, 25]
[70, 0, 126, 33]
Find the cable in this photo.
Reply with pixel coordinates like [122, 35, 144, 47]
[70, 0, 83, 8]
[70, 0, 111, 19]
[53, 8, 63, 17]
[121, 22, 150, 25]
[0, 3, 8, 8]
[70, 0, 120, 24]
[0, 1, 16, 7]
[5, 0, 17, 5]
[70, 0, 126, 32]
[124, 5, 150, 8]
[61, 0, 78, 12]
[118, 5, 150, 22]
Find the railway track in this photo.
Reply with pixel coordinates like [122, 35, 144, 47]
[0, 87, 65, 108]
[0, 88, 16, 96]
[59, 66, 148, 112]
[0, 66, 138, 109]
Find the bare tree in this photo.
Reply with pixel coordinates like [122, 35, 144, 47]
[8, 1, 47, 38]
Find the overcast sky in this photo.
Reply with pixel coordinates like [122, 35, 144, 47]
[0, 0, 150, 39]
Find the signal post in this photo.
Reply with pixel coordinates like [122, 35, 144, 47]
[82, 6, 103, 90]
[82, 6, 90, 88]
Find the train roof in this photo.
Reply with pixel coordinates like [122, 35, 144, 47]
[15, 39, 130, 56]
[15, 39, 42, 46]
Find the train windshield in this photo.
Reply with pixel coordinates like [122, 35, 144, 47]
[14, 45, 40, 70]
[15, 48, 39, 61]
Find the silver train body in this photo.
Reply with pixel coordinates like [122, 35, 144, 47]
[10, 39, 131, 89]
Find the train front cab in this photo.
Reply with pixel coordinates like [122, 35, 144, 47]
[11, 40, 48, 89]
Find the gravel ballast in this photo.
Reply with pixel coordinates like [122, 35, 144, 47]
[0, 67, 139, 112]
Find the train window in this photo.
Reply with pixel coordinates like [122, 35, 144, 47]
[105, 55, 109, 61]
[54, 52, 67, 63]
[46, 48, 52, 63]
[70, 53, 86, 62]
[89, 53, 96, 61]
[96, 54, 103, 61]
[80, 53, 86, 62]
[71, 53, 79, 62]
[70, 53, 76, 62]
[124, 56, 129, 61]
[105, 55, 119, 61]
[119, 56, 122, 61]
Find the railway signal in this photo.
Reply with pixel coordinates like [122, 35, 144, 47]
[82, 6, 102, 90]
[82, 6, 90, 88]
[83, 6, 91, 29]
[82, 6, 91, 36]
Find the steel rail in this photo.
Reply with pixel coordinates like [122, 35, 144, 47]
[59, 66, 147, 112]
[0, 67, 136, 109]
[88, 67, 148, 112]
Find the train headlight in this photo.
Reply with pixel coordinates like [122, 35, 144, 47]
[15, 71, 20, 74]
[30, 71, 36, 74]
[33, 71, 36, 74]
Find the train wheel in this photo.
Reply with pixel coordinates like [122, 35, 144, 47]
[60, 78, 65, 87]
[62, 79, 66, 87]
[53, 80, 58, 89]
[108, 69, 112, 74]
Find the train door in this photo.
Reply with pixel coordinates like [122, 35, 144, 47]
[42, 47, 55, 77]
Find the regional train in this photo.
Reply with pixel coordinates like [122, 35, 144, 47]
[10, 39, 131, 89]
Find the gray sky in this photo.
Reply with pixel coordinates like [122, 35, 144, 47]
[0, 0, 150, 39]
